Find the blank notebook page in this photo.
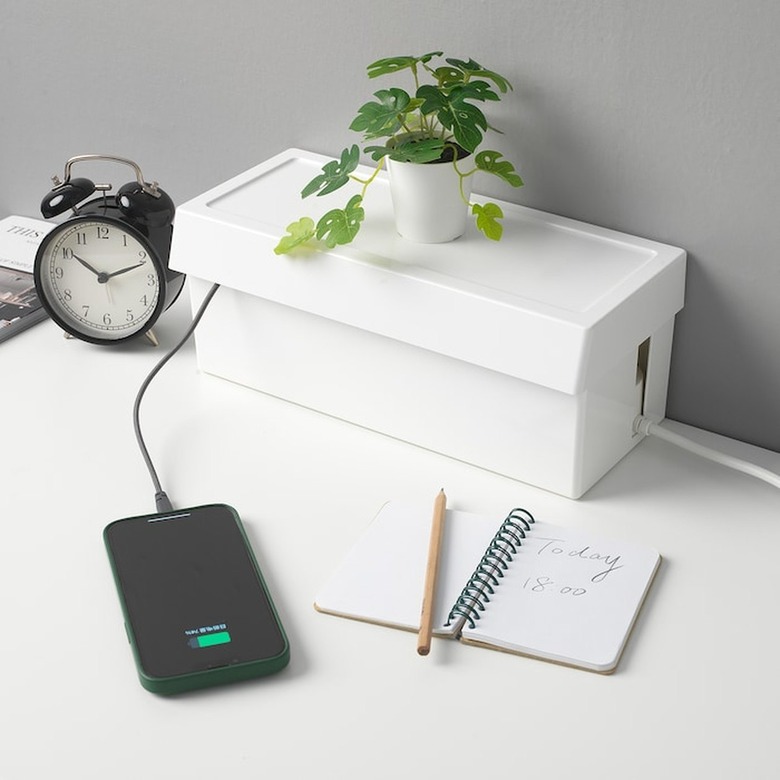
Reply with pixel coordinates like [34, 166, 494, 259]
[314, 501, 498, 635]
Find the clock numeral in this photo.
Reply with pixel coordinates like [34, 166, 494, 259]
[140, 294, 148, 306]
[97, 226, 110, 240]
[147, 274, 156, 287]
[63, 289, 72, 302]
[138, 251, 147, 259]
[126, 309, 134, 322]
[82, 305, 90, 317]
[62, 247, 74, 260]
[54, 267, 64, 279]
[103, 313, 112, 326]
[76, 232, 87, 245]
[122, 234, 128, 247]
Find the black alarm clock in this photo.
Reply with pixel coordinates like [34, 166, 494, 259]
[34, 154, 185, 345]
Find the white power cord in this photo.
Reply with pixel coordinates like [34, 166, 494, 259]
[633, 415, 780, 490]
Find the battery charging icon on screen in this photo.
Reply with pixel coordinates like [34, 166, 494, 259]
[187, 631, 232, 649]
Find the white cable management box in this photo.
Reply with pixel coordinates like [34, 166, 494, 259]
[169, 148, 686, 498]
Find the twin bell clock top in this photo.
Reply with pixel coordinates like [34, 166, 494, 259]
[33, 154, 185, 345]
[167, 149, 687, 499]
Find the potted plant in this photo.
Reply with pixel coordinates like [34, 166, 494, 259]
[274, 51, 523, 254]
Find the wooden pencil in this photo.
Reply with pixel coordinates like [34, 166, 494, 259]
[417, 489, 447, 656]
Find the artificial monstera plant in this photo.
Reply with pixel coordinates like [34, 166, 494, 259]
[274, 51, 523, 254]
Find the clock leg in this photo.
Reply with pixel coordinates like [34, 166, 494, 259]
[144, 329, 159, 347]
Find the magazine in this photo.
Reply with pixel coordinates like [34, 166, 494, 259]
[0, 215, 54, 343]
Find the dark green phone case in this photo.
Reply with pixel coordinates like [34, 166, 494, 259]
[104, 503, 290, 695]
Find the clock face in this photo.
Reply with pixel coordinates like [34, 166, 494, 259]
[35, 217, 164, 342]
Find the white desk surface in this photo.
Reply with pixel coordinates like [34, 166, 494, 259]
[3, 292, 779, 780]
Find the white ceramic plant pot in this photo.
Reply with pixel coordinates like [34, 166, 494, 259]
[386, 155, 473, 243]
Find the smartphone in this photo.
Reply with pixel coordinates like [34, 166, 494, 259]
[104, 503, 289, 694]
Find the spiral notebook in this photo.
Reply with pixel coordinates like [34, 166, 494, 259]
[314, 502, 660, 673]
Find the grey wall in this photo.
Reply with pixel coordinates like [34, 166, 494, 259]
[2, 0, 778, 451]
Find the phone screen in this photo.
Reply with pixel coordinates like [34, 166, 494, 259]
[104, 504, 288, 684]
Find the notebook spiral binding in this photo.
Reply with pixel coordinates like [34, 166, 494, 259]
[446, 508, 535, 632]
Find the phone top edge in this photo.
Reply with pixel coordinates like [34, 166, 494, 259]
[103, 502, 241, 533]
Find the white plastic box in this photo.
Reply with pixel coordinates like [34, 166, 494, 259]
[169, 149, 686, 498]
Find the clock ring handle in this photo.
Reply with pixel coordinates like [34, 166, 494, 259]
[57, 154, 162, 199]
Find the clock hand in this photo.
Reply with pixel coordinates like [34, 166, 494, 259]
[72, 253, 103, 278]
[106, 262, 146, 279]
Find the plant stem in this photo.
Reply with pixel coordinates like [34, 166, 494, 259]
[452, 156, 474, 207]
[350, 157, 386, 197]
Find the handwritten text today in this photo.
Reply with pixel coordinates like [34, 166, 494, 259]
[535, 537, 624, 583]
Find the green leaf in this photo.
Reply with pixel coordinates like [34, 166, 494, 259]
[472, 202, 504, 241]
[301, 146, 360, 198]
[315, 195, 365, 248]
[454, 80, 500, 102]
[474, 69, 513, 94]
[390, 138, 446, 163]
[432, 66, 466, 87]
[273, 217, 316, 255]
[416, 84, 448, 115]
[442, 102, 487, 152]
[475, 151, 524, 187]
[366, 56, 417, 79]
[349, 89, 411, 138]
[417, 84, 487, 152]
[445, 57, 483, 72]
[363, 141, 445, 163]
[445, 58, 513, 93]
[364, 145, 393, 162]
[417, 51, 443, 65]
[367, 52, 442, 79]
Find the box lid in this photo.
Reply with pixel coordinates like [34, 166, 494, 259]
[170, 148, 685, 395]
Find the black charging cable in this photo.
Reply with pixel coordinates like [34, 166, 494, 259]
[133, 283, 221, 512]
